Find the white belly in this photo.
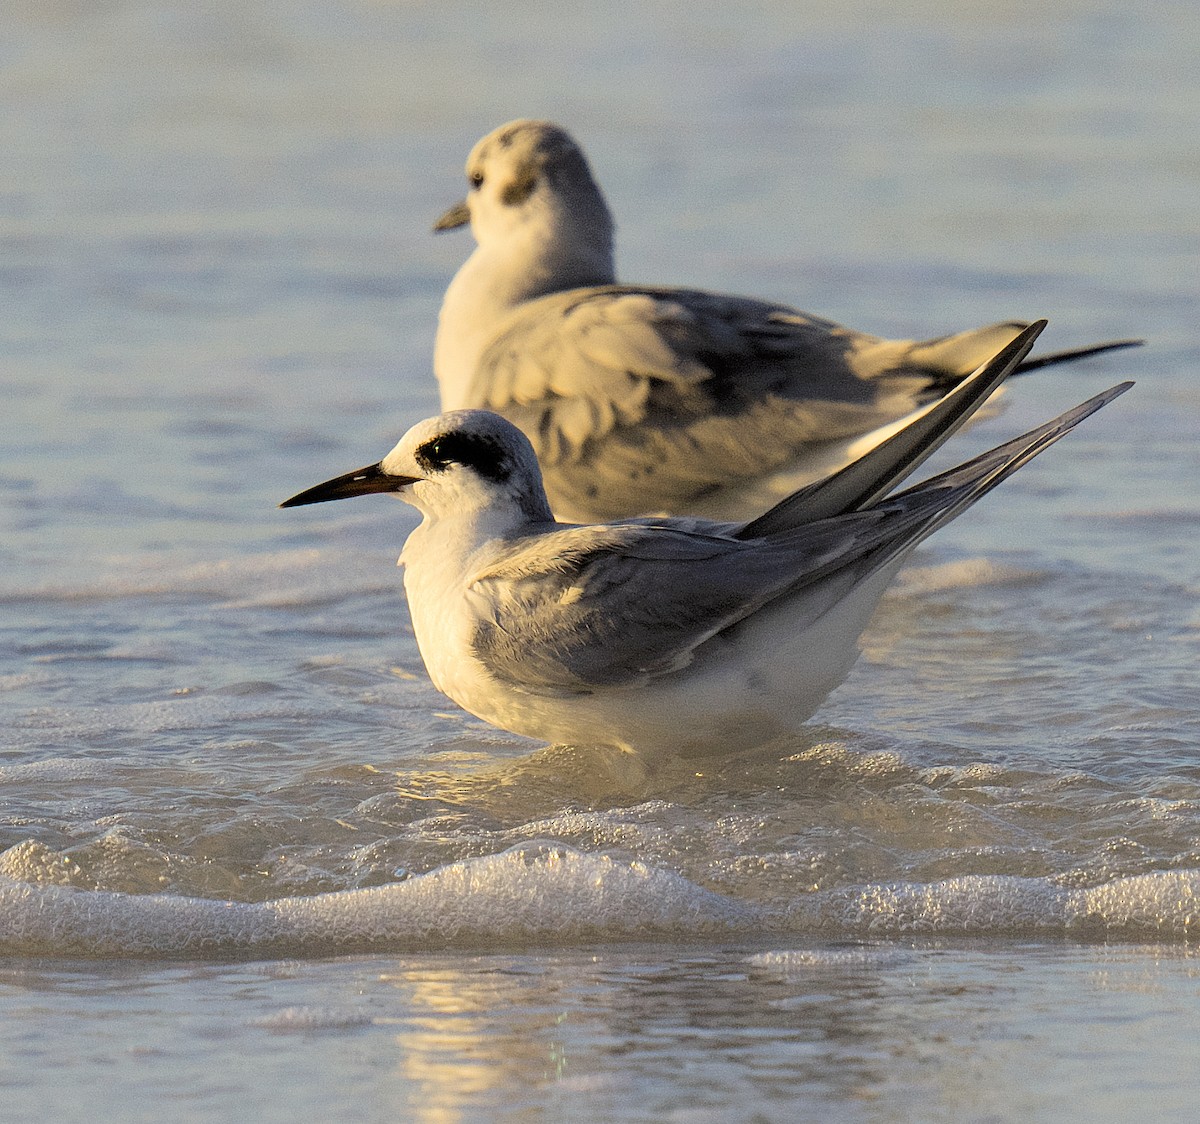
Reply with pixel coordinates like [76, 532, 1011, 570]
[403, 552, 898, 758]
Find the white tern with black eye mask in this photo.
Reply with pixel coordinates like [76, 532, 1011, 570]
[431, 118, 1141, 524]
[283, 325, 1132, 757]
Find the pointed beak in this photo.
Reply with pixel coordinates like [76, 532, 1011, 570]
[279, 463, 419, 508]
[433, 199, 471, 232]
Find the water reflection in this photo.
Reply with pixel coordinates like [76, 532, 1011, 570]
[3, 942, 1199, 1120]
[371, 945, 943, 1120]
[378, 960, 575, 1123]
[357, 941, 1200, 1120]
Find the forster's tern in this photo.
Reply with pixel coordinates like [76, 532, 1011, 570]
[283, 324, 1131, 756]
[432, 118, 1140, 523]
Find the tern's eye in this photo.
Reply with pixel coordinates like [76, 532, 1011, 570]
[469, 171, 484, 190]
[415, 430, 512, 483]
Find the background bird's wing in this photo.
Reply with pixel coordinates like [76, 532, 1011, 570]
[472, 285, 1037, 518]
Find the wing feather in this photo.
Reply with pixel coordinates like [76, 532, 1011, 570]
[467, 515, 900, 695]
[469, 522, 795, 693]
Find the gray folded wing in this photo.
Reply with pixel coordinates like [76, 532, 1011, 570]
[466, 379, 1132, 696]
[467, 521, 807, 694]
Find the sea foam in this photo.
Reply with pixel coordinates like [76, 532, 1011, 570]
[0, 845, 1196, 958]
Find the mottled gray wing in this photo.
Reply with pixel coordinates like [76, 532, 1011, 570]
[472, 285, 1028, 517]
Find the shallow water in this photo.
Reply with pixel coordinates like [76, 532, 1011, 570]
[1, 0, 1197, 1119]
[4, 942, 1200, 1123]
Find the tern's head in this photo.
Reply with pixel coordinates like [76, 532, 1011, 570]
[433, 119, 613, 261]
[280, 410, 554, 526]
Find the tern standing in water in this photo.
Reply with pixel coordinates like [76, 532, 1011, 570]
[283, 326, 1131, 756]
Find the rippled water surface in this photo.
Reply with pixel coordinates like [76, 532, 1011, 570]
[1, 0, 1198, 1119]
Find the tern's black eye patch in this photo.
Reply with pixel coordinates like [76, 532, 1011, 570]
[415, 431, 513, 483]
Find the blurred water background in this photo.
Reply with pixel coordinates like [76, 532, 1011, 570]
[1, 0, 1198, 1119]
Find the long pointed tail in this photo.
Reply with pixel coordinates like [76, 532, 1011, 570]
[872, 380, 1135, 566]
[767, 381, 1134, 607]
[739, 321, 1047, 538]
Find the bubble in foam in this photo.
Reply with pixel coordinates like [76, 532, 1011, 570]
[747, 946, 910, 974]
[0, 840, 82, 887]
[1079, 870, 1200, 935]
[249, 1006, 375, 1032]
[0, 757, 114, 784]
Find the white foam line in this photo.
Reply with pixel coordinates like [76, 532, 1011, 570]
[0, 854, 1197, 959]
[794, 871, 1200, 937]
[0, 846, 752, 957]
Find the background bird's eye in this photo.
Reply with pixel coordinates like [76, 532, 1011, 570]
[469, 171, 484, 189]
